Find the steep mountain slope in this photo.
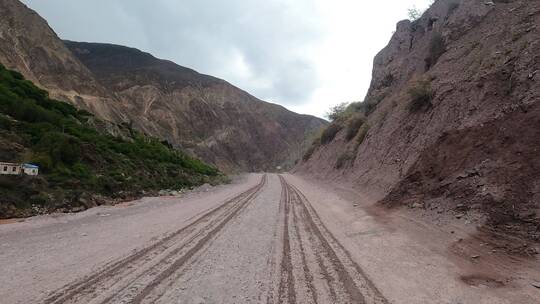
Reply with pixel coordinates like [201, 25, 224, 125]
[0, 0, 326, 172]
[64, 41, 325, 172]
[297, 0, 540, 246]
[0, 63, 222, 218]
[0, 0, 124, 122]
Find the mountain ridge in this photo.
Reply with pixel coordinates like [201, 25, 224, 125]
[0, 0, 326, 172]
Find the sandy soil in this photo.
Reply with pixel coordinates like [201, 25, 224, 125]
[0, 173, 538, 303]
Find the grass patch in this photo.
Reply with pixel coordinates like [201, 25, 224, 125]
[320, 123, 343, 145]
[353, 123, 370, 153]
[356, 124, 370, 145]
[345, 114, 366, 141]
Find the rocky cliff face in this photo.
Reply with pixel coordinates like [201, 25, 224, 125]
[298, 0, 540, 244]
[0, 0, 125, 122]
[0, 0, 326, 172]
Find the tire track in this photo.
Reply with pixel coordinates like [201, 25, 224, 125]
[275, 175, 388, 304]
[43, 174, 267, 304]
[129, 175, 266, 304]
[277, 176, 297, 304]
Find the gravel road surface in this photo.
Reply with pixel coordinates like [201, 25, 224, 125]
[0, 173, 538, 303]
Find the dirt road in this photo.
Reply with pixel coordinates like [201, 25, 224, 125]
[0, 174, 538, 303]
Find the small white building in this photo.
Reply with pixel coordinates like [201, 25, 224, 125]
[22, 164, 39, 176]
[0, 162, 39, 176]
[0, 162, 21, 175]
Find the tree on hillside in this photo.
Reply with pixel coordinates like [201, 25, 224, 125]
[407, 6, 423, 21]
[325, 102, 349, 121]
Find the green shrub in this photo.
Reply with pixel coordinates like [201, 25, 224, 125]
[357, 124, 370, 144]
[381, 73, 395, 88]
[408, 80, 434, 112]
[31, 153, 53, 172]
[30, 193, 50, 206]
[0, 114, 11, 130]
[345, 114, 366, 141]
[407, 6, 423, 21]
[36, 133, 81, 165]
[325, 102, 349, 121]
[302, 144, 317, 162]
[325, 98, 382, 125]
[320, 123, 343, 145]
[77, 109, 93, 117]
[71, 163, 91, 179]
[349, 98, 382, 116]
[354, 123, 370, 152]
[9, 70, 24, 80]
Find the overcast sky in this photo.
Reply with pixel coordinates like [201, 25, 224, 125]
[22, 0, 432, 118]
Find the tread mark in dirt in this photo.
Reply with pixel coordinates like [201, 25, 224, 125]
[277, 175, 297, 304]
[274, 175, 388, 304]
[43, 175, 267, 304]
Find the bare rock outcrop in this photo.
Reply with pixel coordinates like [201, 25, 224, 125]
[297, 0, 540, 243]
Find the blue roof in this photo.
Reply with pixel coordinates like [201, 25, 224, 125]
[22, 163, 39, 169]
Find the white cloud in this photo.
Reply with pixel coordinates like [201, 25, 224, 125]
[22, 0, 433, 118]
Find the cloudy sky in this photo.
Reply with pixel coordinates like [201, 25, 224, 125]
[22, 0, 432, 118]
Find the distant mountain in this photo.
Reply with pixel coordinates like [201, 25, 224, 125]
[0, 0, 326, 172]
[64, 41, 326, 172]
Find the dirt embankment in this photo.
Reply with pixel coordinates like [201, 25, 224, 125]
[296, 0, 540, 251]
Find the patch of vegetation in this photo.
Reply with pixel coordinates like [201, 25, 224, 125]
[425, 33, 446, 70]
[350, 123, 371, 155]
[320, 123, 343, 145]
[407, 6, 424, 21]
[328, 99, 381, 123]
[0, 64, 223, 217]
[363, 97, 383, 116]
[356, 123, 370, 146]
[407, 80, 434, 112]
[381, 73, 395, 88]
[325, 102, 350, 121]
[317, 98, 380, 147]
[302, 143, 318, 162]
[345, 114, 366, 141]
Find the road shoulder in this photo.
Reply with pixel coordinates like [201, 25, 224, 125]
[285, 173, 540, 304]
